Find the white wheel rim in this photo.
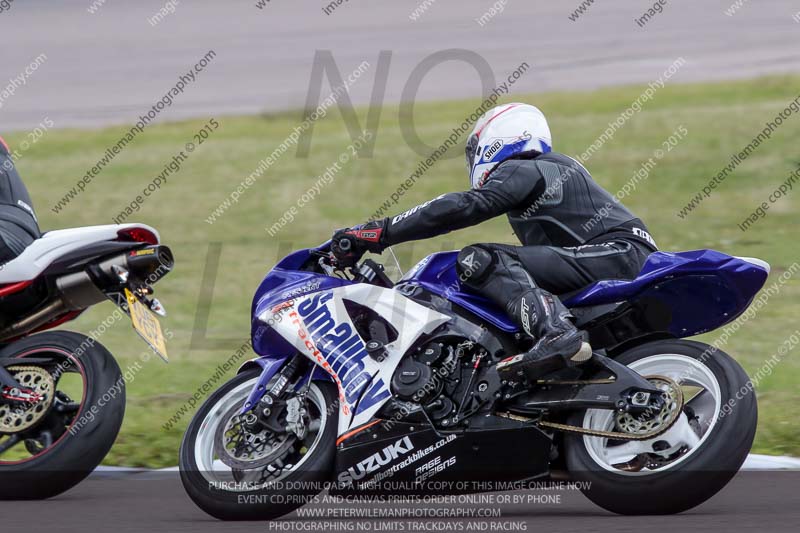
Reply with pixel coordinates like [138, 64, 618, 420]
[582, 354, 722, 476]
[193, 378, 328, 490]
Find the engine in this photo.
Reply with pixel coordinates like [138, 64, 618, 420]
[386, 337, 494, 426]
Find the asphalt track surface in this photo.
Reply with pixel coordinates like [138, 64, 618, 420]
[0, 471, 798, 532]
[3, 1, 800, 131]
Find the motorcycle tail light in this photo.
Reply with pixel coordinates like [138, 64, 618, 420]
[117, 227, 159, 245]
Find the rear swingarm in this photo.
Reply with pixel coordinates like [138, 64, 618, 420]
[505, 352, 666, 415]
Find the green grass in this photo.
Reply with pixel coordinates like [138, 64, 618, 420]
[7, 74, 800, 466]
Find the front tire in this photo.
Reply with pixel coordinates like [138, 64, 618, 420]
[180, 370, 338, 521]
[564, 339, 757, 515]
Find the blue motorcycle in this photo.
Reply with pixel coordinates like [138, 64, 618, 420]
[180, 241, 768, 520]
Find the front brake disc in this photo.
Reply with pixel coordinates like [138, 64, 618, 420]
[213, 401, 297, 470]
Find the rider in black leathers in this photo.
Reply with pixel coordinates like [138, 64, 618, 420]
[331, 104, 657, 380]
[0, 136, 41, 265]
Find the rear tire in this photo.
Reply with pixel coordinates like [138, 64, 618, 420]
[564, 339, 757, 515]
[0, 331, 125, 499]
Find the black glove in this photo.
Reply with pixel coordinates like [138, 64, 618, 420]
[331, 220, 387, 267]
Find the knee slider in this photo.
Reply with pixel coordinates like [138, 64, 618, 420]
[456, 245, 493, 283]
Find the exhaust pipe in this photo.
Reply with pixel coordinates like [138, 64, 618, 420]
[56, 271, 108, 310]
[96, 245, 174, 285]
[57, 245, 173, 310]
[0, 299, 68, 340]
[0, 245, 174, 340]
[0, 270, 109, 339]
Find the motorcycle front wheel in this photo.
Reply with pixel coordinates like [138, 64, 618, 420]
[564, 339, 757, 515]
[179, 369, 338, 521]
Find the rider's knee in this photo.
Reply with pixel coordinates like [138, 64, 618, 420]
[456, 245, 494, 284]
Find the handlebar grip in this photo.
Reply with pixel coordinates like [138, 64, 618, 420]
[337, 236, 353, 252]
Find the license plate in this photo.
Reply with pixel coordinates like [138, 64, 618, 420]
[125, 288, 168, 362]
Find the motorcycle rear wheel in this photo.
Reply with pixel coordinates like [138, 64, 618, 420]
[564, 339, 757, 515]
[0, 331, 125, 499]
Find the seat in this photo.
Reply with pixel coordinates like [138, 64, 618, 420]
[562, 250, 770, 308]
[0, 224, 159, 284]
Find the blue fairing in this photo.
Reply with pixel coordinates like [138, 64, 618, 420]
[397, 252, 520, 332]
[250, 245, 352, 358]
[396, 249, 769, 338]
[249, 243, 768, 365]
[563, 250, 768, 336]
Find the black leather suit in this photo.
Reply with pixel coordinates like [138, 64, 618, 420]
[0, 140, 41, 265]
[378, 152, 657, 337]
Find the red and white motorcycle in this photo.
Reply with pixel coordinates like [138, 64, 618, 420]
[0, 223, 173, 499]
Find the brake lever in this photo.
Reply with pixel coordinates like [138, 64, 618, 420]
[352, 259, 394, 287]
[318, 256, 336, 277]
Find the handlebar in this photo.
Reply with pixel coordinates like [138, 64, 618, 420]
[330, 234, 361, 268]
[311, 243, 393, 288]
[336, 236, 353, 253]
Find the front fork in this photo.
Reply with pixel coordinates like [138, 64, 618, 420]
[238, 354, 306, 415]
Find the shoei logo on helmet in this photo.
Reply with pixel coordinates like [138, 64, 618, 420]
[483, 139, 504, 162]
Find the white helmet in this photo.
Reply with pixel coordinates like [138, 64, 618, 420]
[465, 103, 552, 189]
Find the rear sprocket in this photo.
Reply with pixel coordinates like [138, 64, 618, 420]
[540, 375, 684, 441]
